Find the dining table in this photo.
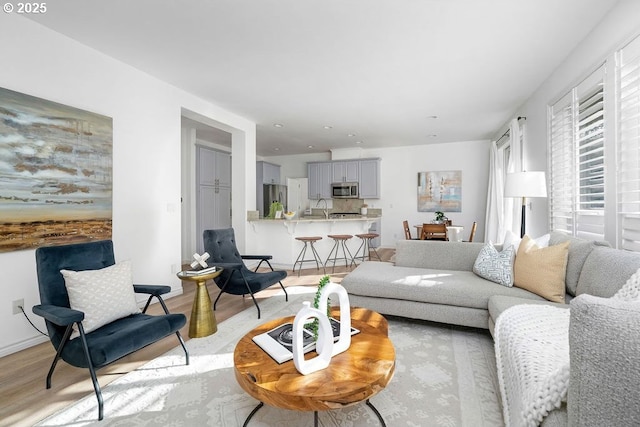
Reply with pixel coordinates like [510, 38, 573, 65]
[413, 224, 464, 241]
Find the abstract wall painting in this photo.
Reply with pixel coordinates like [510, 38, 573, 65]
[0, 87, 113, 252]
[417, 170, 462, 212]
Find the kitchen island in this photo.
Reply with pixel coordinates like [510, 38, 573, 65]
[246, 216, 381, 270]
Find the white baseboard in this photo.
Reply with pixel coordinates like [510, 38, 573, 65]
[0, 335, 49, 358]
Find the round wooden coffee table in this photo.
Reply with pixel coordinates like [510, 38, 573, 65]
[234, 307, 395, 426]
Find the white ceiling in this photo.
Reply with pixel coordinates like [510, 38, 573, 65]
[27, 0, 618, 156]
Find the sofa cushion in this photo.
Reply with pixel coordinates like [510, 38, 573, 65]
[342, 261, 546, 310]
[568, 294, 640, 427]
[473, 243, 515, 287]
[549, 231, 596, 297]
[576, 246, 640, 298]
[394, 240, 486, 271]
[61, 260, 140, 338]
[514, 236, 569, 303]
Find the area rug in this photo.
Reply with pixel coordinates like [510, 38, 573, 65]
[36, 287, 503, 426]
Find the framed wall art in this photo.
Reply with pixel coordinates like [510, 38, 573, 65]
[0, 87, 113, 252]
[417, 170, 462, 212]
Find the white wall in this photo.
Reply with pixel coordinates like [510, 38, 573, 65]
[262, 140, 491, 247]
[501, 0, 640, 238]
[0, 14, 256, 356]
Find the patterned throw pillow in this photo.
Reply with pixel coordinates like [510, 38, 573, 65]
[61, 260, 140, 338]
[473, 243, 515, 287]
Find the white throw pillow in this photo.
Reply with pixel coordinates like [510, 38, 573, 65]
[61, 260, 140, 338]
[473, 243, 515, 287]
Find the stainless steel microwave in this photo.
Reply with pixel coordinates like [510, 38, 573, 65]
[331, 182, 359, 198]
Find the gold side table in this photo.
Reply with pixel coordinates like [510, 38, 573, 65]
[177, 267, 223, 338]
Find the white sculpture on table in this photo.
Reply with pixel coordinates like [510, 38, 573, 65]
[190, 252, 210, 269]
[292, 282, 352, 375]
[292, 302, 333, 375]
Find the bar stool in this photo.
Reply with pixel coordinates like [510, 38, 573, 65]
[325, 234, 354, 273]
[351, 233, 381, 266]
[293, 236, 325, 276]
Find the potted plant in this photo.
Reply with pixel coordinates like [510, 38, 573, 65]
[434, 211, 448, 223]
[268, 201, 284, 219]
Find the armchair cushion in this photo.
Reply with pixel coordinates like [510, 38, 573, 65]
[61, 260, 140, 337]
[63, 312, 186, 368]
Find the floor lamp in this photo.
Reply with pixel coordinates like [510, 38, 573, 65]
[504, 171, 547, 238]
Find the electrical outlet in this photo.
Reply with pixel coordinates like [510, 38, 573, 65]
[12, 298, 24, 315]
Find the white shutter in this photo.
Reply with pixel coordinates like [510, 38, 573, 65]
[575, 66, 606, 241]
[549, 92, 575, 234]
[617, 35, 640, 251]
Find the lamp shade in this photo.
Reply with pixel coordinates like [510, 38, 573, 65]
[504, 171, 547, 198]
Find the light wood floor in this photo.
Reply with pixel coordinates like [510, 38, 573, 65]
[0, 248, 393, 427]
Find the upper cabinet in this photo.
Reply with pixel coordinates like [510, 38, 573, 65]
[308, 158, 380, 199]
[257, 161, 281, 185]
[198, 146, 231, 188]
[307, 162, 333, 200]
[332, 160, 359, 183]
[358, 158, 381, 199]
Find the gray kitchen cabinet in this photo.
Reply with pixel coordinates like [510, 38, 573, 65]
[196, 146, 232, 253]
[257, 161, 281, 184]
[307, 161, 332, 200]
[332, 160, 359, 183]
[199, 146, 231, 188]
[358, 158, 381, 199]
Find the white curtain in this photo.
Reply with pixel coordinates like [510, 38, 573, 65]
[484, 141, 505, 243]
[505, 118, 523, 235]
[485, 118, 523, 243]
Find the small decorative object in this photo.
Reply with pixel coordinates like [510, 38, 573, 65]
[283, 211, 296, 220]
[268, 201, 284, 219]
[190, 252, 210, 269]
[292, 301, 333, 375]
[361, 204, 368, 216]
[434, 211, 448, 223]
[315, 281, 352, 356]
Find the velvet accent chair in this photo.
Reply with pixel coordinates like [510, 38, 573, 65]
[32, 240, 189, 421]
[203, 228, 288, 319]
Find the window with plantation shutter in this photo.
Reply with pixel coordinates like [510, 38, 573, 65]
[548, 66, 605, 241]
[549, 93, 574, 234]
[547, 33, 640, 252]
[617, 35, 640, 251]
[576, 68, 605, 240]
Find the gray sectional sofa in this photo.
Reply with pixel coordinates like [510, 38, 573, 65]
[341, 231, 640, 426]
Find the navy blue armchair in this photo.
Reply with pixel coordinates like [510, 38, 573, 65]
[203, 228, 288, 318]
[32, 240, 189, 420]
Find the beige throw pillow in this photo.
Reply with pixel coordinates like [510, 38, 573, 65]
[514, 235, 569, 303]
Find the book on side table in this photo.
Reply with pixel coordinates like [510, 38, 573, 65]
[253, 318, 360, 364]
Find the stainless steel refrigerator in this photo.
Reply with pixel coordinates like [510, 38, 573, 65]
[262, 184, 287, 217]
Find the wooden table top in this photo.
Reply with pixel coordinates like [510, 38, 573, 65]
[233, 307, 395, 412]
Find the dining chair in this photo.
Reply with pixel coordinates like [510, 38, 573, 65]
[466, 221, 478, 242]
[403, 220, 414, 240]
[421, 223, 448, 240]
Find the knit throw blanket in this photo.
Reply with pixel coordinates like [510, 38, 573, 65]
[494, 304, 570, 427]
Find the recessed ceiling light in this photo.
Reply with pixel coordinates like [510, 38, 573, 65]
[308, 145, 314, 149]
[274, 147, 280, 151]
[323, 125, 333, 130]
[355, 141, 363, 144]
[273, 123, 284, 128]
[347, 133, 356, 137]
